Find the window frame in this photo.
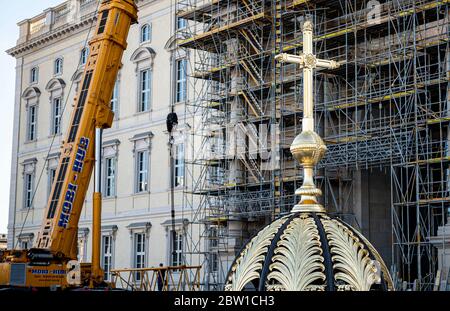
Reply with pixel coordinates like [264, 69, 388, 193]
[80, 48, 89, 66]
[104, 156, 117, 198]
[140, 24, 151, 43]
[135, 150, 149, 193]
[30, 67, 38, 84]
[170, 230, 183, 266]
[138, 68, 152, 112]
[173, 143, 185, 187]
[209, 252, 219, 273]
[27, 105, 37, 142]
[110, 79, 119, 116]
[54, 58, 63, 75]
[209, 227, 219, 248]
[102, 234, 114, 282]
[48, 167, 57, 198]
[133, 232, 146, 281]
[20, 240, 29, 250]
[175, 58, 187, 103]
[176, 17, 187, 30]
[77, 234, 88, 263]
[51, 97, 62, 135]
[23, 172, 34, 209]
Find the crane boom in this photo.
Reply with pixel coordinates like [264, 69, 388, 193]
[0, 0, 137, 289]
[35, 0, 137, 259]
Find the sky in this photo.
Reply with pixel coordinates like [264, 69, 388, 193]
[0, 0, 64, 233]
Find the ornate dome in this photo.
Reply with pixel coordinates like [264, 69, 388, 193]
[224, 211, 394, 291]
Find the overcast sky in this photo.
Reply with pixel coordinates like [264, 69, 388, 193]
[0, 0, 64, 233]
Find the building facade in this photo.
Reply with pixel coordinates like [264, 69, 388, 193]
[6, 0, 192, 283]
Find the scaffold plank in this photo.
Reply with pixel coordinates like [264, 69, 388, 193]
[178, 12, 269, 49]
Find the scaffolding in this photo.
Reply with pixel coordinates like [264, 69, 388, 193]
[175, 0, 450, 290]
[111, 265, 201, 291]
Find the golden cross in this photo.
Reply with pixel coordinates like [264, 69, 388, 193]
[275, 20, 339, 132]
[275, 20, 340, 213]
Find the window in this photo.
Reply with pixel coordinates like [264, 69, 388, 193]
[20, 240, 29, 250]
[102, 235, 114, 281]
[17, 234, 34, 250]
[54, 58, 63, 75]
[134, 233, 146, 280]
[24, 173, 33, 209]
[30, 67, 38, 83]
[177, 17, 186, 30]
[140, 24, 151, 43]
[209, 227, 218, 248]
[51, 97, 62, 135]
[80, 48, 89, 66]
[139, 69, 151, 112]
[48, 167, 57, 197]
[170, 230, 183, 266]
[175, 59, 187, 102]
[173, 143, 184, 187]
[27, 105, 37, 141]
[77, 236, 88, 263]
[136, 150, 149, 193]
[208, 165, 224, 186]
[110, 79, 119, 114]
[104, 157, 116, 197]
[209, 253, 218, 273]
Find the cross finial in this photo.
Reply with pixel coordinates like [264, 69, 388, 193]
[275, 20, 340, 213]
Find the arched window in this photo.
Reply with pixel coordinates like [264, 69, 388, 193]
[22, 87, 41, 142]
[30, 67, 38, 84]
[54, 58, 63, 75]
[140, 24, 151, 43]
[45, 78, 66, 136]
[130, 47, 156, 112]
[80, 48, 89, 66]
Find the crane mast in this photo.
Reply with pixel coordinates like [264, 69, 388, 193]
[0, 0, 137, 289]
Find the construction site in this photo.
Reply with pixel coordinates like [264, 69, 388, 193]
[173, 0, 450, 291]
[2, 0, 450, 293]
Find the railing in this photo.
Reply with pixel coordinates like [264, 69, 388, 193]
[111, 265, 202, 291]
[80, 0, 98, 13]
[30, 19, 46, 35]
[54, 5, 70, 26]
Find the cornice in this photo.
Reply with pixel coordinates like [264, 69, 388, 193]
[6, 13, 97, 59]
[6, 0, 164, 59]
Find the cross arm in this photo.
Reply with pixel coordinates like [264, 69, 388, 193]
[275, 53, 340, 71]
[316, 59, 340, 70]
[275, 53, 304, 65]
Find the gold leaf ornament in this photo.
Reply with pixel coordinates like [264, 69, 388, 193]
[225, 216, 288, 291]
[266, 215, 326, 290]
[322, 218, 380, 291]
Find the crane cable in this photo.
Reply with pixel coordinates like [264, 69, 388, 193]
[15, 1, 102, 249]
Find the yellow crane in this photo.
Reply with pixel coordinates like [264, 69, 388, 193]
[0, 0, 137, 289]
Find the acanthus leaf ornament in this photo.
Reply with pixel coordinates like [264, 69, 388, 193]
[225, 216, 288, 291]
[266, 215, 326, 291]
[321, 218, 380, 291]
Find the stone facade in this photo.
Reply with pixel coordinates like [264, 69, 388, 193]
[6, 0, 193, 281]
